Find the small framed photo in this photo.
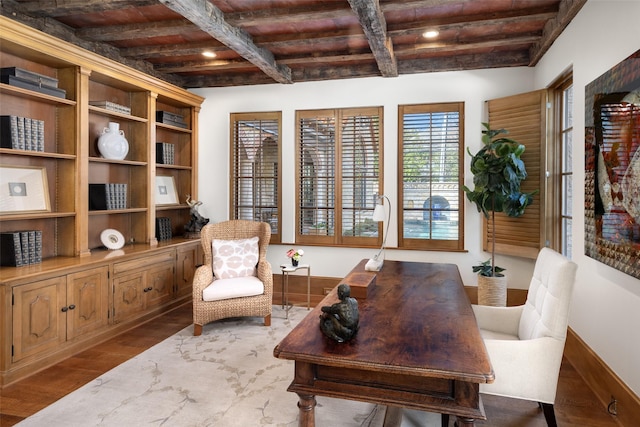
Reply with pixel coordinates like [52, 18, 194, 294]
[155, 175, 179, 205]
[0, 165, 51, 214]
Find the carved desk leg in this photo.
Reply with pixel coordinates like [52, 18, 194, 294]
[296, 393, 316, 427]
[456, 416, 476, 426]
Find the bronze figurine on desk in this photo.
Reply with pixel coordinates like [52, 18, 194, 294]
[319, 284, 359, 342]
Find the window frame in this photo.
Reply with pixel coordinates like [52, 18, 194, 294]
[397, 102, 465, 251]
[229, 111, 282, 244]
[295, 107, 383, 247]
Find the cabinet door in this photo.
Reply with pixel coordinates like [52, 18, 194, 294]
[176, 245, 198, 299]
[12, 277, 66, 363]
[112, 270, 146, 324]
[66, 267, 109, 340]
[145, 261, 174, 308]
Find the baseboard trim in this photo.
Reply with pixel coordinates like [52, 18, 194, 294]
[564, 328, 640, 427]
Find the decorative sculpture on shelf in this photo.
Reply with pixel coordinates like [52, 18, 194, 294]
[319, 284, 359, 343]
[184, 195, 209, 238]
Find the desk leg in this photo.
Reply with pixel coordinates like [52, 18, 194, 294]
[382, 406, 402, 427]
[296, 393, 316, 427]
[456, 416, 475, 426]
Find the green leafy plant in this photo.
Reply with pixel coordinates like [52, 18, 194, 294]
[463, 123, 538, 276]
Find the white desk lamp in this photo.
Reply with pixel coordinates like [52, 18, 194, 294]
[365, 193, 390, 271]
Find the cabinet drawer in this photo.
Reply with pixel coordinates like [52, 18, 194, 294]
[113, 251, 175, 275]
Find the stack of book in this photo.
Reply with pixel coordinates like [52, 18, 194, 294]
[156, 217, 172, 241]
[0, 230, 43, 267]
[156, 111, 187, 129]
[0, 67, 66, 99]
[156, 142, 175, 165]
[89, 183, 128, 210]
[89, 100, 131, 115]
[1, 115, 45, 151]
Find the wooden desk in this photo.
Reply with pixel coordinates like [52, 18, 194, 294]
[273, 260, 494, 427]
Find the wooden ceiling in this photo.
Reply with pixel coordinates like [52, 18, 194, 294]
[1, 0, 586, 89]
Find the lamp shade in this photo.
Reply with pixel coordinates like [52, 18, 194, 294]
[372, 204, 386, 222]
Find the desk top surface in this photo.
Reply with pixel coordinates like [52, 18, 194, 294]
[274, 260, 494, 384]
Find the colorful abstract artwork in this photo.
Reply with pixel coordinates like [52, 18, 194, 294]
[585, 49, 640, 279]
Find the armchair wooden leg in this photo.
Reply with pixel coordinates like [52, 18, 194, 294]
[264, 314, 271, 326]
[539, 402, 557, 427]
[193, 323, 203, 336]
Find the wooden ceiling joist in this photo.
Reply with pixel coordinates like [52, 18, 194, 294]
[158, 0, 292, 84]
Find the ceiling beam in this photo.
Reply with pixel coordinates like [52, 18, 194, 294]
[158, 0, 292, 84]
[347, 0, 397, 77]
[19, 0, 158, 16]
[529, 0, 587, 65]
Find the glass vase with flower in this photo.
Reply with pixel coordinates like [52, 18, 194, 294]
[286, 248, 304, 266]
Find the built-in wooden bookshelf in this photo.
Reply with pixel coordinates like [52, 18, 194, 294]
[0, 17, 204, 387]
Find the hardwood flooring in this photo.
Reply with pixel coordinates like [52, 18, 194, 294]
[0, 303, 622, 427]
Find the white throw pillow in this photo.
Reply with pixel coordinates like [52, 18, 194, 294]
[212, 236, 259, 279]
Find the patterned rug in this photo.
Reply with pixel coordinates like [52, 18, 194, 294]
[17, 306, 440, 426]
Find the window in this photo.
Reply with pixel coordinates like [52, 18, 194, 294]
[296, 107, 382, 246]
[398, 103, 464, 251]
[559, 78, 573, 258]
[230, 112, 281, 244]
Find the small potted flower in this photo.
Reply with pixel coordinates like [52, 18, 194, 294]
[286, 248, 304, 266]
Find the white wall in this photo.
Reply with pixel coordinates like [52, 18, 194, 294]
[532, 0, 640, 396]
[191, 67, 536, 288]
[191, 0, 640, 396]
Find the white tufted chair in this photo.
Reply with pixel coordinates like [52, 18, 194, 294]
[472, 247, 578, 427]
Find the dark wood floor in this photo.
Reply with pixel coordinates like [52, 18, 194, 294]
[0, 303, 621, 427]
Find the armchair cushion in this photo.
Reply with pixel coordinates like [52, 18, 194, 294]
[202, 276, 265, 302]
[212, 236, 259, 279]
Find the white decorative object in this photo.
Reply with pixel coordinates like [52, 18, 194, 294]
[97, 122, 129, 160]
[100, 228, 125, 250]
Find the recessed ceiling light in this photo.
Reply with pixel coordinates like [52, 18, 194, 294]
[423, 30, 439, 39]
[202, 51, 216, 58]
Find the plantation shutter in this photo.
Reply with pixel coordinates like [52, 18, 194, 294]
[486, 90, 547, 259]
[340, 107, 382, 245]
[230, 112, 281, 244]
[295, 108, 382, 246]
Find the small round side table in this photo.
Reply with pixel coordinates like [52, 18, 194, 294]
[279, 263, 311, 319]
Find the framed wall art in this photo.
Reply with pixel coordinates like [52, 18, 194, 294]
[155, 175, 179, 205]
[585, 49, 640, 279]
[0, 165, 51, 214]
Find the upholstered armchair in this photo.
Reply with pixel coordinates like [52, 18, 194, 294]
[472, 247, 578, 426]
[192, 220, 273, 336]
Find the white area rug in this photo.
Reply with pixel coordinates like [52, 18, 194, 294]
[18, 306, 440, 426]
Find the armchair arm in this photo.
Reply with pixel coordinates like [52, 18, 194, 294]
[472, 304, 524, 336]
[192, 264, 214, 300]
[257, 259, 273, 296]
[481, 336, 565, 403]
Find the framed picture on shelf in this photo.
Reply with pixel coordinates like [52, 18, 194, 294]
[0, 165, 51, 214]
[155, 175, 179, 205]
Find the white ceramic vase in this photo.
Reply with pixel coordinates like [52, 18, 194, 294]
[97, 122, 129, 160]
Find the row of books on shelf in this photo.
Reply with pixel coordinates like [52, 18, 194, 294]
[156, 217, 172, 241]
[89, 183, 128, 211]
[0, 230, 43, 267]
[89, 100, 132, 115]
[1, 67, 66, 99]
[1, 115, 45, 151]
[156, 142, 175, 165]
[156, 111, 188, 129]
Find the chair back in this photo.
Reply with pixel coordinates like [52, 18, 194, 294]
[518, 248, 578, 341]
[200, 220, 271, 267]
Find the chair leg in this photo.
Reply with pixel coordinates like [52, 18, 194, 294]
[539, 402, 557, 427]
[193, 323, 203, 336]
[264, 314, 271, 326]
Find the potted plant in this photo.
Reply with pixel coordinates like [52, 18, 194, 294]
[463, 122, 537, 306]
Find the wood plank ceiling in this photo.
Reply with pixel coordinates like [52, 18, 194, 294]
[1, 0, 586, 88]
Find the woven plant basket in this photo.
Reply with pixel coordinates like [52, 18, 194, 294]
[478, 275, 507, 306]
